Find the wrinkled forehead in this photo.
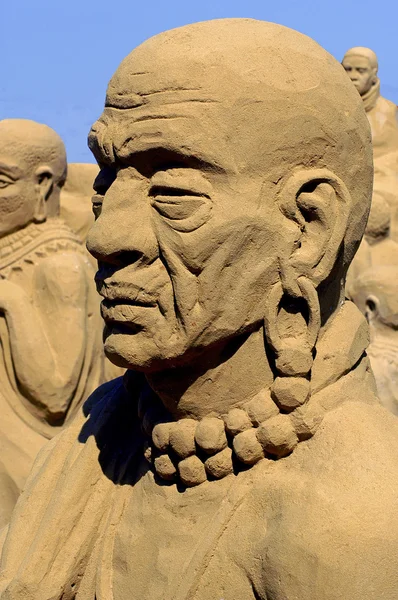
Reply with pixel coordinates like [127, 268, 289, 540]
[89, 40, 326, 171]
[342, 54, 372, 69]
[89, 58, 241, 170]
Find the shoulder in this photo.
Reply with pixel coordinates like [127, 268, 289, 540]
[275, 401, 398, 529]
[253, 402, 398, 598]
[35, 249, 92, 277]
[377, 95, 398, 116]
[33, 250, 94, 299]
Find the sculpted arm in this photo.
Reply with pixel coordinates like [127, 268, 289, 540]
[0, 253, 92, 415]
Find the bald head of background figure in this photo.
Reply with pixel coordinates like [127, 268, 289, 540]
[0, 119, 67, 239]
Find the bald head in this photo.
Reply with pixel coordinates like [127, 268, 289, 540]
[87, 20, 374, 370]
[91, 19, 371, 270]
[0, 119, 67, 186]
[0, 119, 67, 238]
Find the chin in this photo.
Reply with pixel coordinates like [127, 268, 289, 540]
[103, 326, 183, 372]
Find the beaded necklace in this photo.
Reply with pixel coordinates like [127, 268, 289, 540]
[139, 384, 317, 487]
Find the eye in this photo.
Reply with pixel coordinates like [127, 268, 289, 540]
[0, 175, 13, 189]
[151, 187, 208, 220]
[149, 173, 212, 232]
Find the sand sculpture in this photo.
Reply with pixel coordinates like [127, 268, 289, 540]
[61, 162, 124, 381]
[342, 47, 398, 159]
[347, 195, 398, 415]
[350, 266, 398, 416]
[1, 20, 398, 599]
[342, 48, 398, 241]
[346, 191, 398, 286]
[0, 119, 104, 527]
[60, 162, 98, 243]
[373, 152, 398, 242]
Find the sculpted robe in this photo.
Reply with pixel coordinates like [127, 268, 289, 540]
[1, 302, 398, 599]
[362, 80, 398, 159]
[0, 218, 104, 526]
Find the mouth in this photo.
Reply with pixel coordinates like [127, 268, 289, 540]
[101, 297, 157, 323]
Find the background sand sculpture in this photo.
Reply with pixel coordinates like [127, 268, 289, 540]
[60, 163, 97, 245]
[346, 182, 398, 417]
[373, 151, 398, 242]
[0, 119, 105, 527]
[61, 162, 125, 381]
[342, 47, 398, 159]
[347, 191, 398, 286]
[350, 266, 398, 416]
[1, 20, 398, 599]
[342, 47, 398, 241]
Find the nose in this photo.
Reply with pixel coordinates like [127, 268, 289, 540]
[87, 178, 159, 267]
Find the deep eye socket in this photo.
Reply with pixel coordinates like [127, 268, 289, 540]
[150, 186, 207, 219]
[93, 166, 116, 196]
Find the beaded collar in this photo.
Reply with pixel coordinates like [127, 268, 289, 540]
[139, 385, 313, 487]
[0, 218, 83, 277]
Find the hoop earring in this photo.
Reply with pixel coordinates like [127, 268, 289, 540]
[263, 276, 321, 412]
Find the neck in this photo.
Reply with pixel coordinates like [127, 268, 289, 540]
[361, 78, 380, 112]
[146, 328, 274, 420]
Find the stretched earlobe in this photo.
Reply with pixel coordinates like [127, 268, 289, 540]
[277, 168, 351, 285]
[34, 166, 54, 223]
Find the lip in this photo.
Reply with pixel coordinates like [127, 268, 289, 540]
[101, 298, 157, 328]
[96, 277, 158, 307]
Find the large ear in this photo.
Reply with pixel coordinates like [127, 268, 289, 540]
[34, 165, 54, 222]
[277, 168, 351, 286]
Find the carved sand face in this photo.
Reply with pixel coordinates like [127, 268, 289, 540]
[87, 97, 286, 371]
[0, 141, 38, 239]
[87, 20, 373, 372]
[342, 55, 376, 96]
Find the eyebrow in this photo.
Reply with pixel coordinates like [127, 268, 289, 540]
[0, 162, 22, 178]
[115, 140, 228, 174]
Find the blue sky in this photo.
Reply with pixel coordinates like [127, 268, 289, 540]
[2, 0, 397, 163]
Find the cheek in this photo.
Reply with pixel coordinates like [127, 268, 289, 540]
[0, 184, 31, 218]
[171, 219, 283, 319]
[198, 227, 281, 311]
[152, 209, 287, 338]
